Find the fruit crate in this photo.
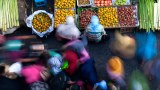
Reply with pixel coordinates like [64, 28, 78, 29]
[97, 6, 120, 28]
[92, 0, 112, 7]
[117, 5, 139, 28]
[54, 0, 76, 9]
[112, 0, 131, 6]
[77, 0, 93, 7]
[54, 8, 76, 28]
[77, 7, 98, 29]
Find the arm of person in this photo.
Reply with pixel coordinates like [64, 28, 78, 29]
[79, 49, 90, 63]
[62, 40, 78, 50]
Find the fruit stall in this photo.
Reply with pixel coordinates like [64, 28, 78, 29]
[1, 0, 160, 35]
[77, 0, 139, 29]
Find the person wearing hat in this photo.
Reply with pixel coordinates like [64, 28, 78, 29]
[128, 70, 149, 90]
[106, 56, 125, 87]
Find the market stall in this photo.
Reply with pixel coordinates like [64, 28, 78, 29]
[1, 0, 160, 35]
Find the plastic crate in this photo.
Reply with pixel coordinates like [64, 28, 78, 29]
[77, 7, 98, 29]
[54, 0, 76, 9]
[54, 8, 76, 28]
[77, 0, 93, 7]
[117, 5, 139, 28]
[112, 0, 131, 6]
[92, 0, 112, 7]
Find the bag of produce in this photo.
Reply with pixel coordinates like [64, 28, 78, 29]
[26, 10, 54, 38]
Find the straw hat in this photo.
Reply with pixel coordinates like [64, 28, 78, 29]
[107, 56, 124, 75]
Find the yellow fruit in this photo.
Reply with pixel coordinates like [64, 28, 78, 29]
[55, 0, 75, 8]
[54, 9, 75, 28]
[32, 13, 52, 32]
[98, 7, 119, 28]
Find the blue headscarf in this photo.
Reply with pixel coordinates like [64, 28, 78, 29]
[87, 15, 104, 32]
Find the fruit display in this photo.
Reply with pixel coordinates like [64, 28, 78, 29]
[113, 0, 130, 5]
[98, 7, 119, 28]
[55, 0, 75, 8]
[77, 0, 91, 6]
[94, 0, 112, 6]
[32, 13, 52, 32]
[79, 8, 97, 28]
[54, 9, 75, 28]
[117, 6, 138, 27]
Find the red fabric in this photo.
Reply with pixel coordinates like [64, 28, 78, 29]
[64, 50, 78, 76]
[85, 84, 92, 90]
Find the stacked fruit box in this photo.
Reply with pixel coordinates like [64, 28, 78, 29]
[77, 8, 98, 29]
[77, 0, 93, 7]
[117, 5, 139, 27]
[93, 0, 112, 7]
[54, 0, 76, 28]
[97, 7, 119, 28]
[112, 0, 131, 6]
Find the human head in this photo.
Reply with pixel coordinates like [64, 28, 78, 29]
[66, 16, 75, 25]
[107, 56, 124, 75]
[91, 15, 99, 25]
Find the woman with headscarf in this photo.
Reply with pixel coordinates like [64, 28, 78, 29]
[86, 15, 107, 42]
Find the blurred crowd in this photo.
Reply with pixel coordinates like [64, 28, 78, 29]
[0, 16, 159, 90]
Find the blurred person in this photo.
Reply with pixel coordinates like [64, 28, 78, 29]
[108, 83, 120, 90]
[85, 15, 107, 43]
[62, 35, 90, 64]
[4, 39, 26, 62]
[47, 50, 63, 75]
[135, 32, 157, 65]
[30, 81, 49, 90]
[128, 70, 149, 90]
[56, 16, 81, 41]
[4, 35, 42, 62]
[8, 62, 22, 78]
[0, 63, 29, 90]
[143, 59, 160, 89]
[110, 31, 136, 59]
[63, 50, 79, 76]
[21, 51, 51, 84]
[93, 80, 108, 90]
[80, 58, 98, 87]
[106, 56, 125, 87]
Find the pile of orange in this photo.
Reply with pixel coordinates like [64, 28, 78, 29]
[54, 9, 75, 28]
[32, 13, 52, 32]
[98, 7, 119, 28]
[55, 0, 75, 8]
